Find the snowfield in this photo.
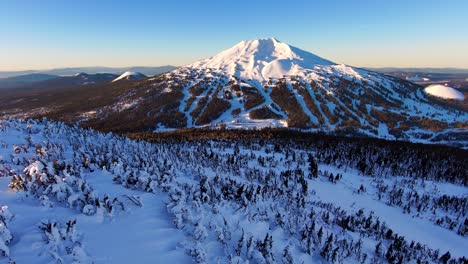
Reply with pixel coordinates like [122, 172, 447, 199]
[424, 84, 464, 100]
[0, 119, 467, 263]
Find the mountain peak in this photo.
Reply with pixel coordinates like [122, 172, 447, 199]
[238, 37, 281, 46]
[186, 38, 335, 81]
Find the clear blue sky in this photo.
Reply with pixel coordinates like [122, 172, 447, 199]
[1, 0, 467, 70]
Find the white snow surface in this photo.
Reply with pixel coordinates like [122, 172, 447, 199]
[424, 84, 464, 100]
[186, 38, 336, 81]
[112, 71, 145, 82]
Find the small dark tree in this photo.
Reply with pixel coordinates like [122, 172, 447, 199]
[308, 154, 318, 179]
[439, 251, 451, 264]
[321, 233, 334, 260]
[283, 245, 294, 264]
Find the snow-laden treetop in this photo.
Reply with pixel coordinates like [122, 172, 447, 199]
[186, 38, 336, 80]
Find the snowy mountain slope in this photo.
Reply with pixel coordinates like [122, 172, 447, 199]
[112, 71, 146, 82]
[163, 39, 467, 129]
[88, 38, 466, 145]
[0, 119, 467, 263]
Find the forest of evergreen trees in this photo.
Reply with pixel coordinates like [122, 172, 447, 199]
[0, 119, 466, 263]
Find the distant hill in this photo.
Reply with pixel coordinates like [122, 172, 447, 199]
[0, 73, 58, 89]
[0, 66, 177, 78]
[367, 67, 468, 74]
[0, 73, 118, 92]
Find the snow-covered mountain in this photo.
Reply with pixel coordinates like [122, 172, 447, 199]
[0, 38, 466, 146]
[98, 38, 464, 145]
[112, 71, 146, 82]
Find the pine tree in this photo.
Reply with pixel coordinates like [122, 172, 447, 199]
[307, 154, 318, 179]
[283, 245, 294, 264]
[246, 235, 254, 259]
[321, 233, 334, 260]
[375, 241, 382, 258]
[385, 244, 396, 263]
[439, 251, 451, 264]
[331, 246, 340, 263]
[317, 227, 324, 246]
[236, 229, 245, 256]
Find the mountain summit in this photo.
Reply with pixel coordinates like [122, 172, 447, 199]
[188, 38, 335, 80]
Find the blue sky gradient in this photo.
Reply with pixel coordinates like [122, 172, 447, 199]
[1, 0, 467, 70]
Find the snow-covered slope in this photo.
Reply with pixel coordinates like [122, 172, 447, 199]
[0, 119, 467, 263]
[125, 38, 465, 145]
[424, 84, 464, 100]
[112, 71, 146, 82]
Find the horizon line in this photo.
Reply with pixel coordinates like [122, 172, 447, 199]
[2, 65, 468, 73]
